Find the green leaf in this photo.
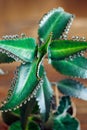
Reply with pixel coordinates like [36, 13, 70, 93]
[48, 40, 87, 60]
[36, 75, 53, 121]
[53, 114, 80, 130]
[2, 111, 20, 126]
[12, 108, 21, 116]
[0, 38, 37, 63]
[9, 121, 22, 130]
[37, 34, 52, 79]
[38, 34, 52, 59]
[0, 53, 14, 63]
[38, 7, 73, 42]
[51, 56, 87, 79]
[20, 98, 36, 129]
[9, 119, 40, 130]
[0, 59, 44, 111]
[57, 79, 87, 100]
[36, 34, 52, 79]
[53, 96, 80, 130]
[27, 120, 40, 130]
[56, 96, 71, 115]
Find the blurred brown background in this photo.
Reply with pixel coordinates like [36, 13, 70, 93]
[0, 0, 87, 38]
[0, 0, 87, 130]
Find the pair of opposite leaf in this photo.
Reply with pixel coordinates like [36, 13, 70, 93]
[0, 7, 87, 120]
[8, 96, 80, 130]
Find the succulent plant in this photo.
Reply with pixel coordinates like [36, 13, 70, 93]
[0, 7, 87, 130]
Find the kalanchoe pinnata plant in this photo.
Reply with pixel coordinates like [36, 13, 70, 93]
[0, 7, 87, 130]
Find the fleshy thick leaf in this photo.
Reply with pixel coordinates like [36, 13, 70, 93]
[9, 120, 41, 130]
[37, 34, 52, 79]
[0, 53, 14, 63]
[36, 75, 53, 121]
[0, 38, 37, 63]
[27, 120, 40, 130]
[20, 98, 36, 129]
[9, 121, 22, 130]
[0, 59, 44, 111]
[48, 40, 87, 60]
[38, 34, 52, 59]
[57, 79, 87, 100]
[53, 114, 80, 130]
[2, 110, 20, 126]
[38, 7, 74, 42]
[51, 56, 87, 79]
[57, 96, 71, 115]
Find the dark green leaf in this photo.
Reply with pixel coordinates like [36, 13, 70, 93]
[38, 7, 73, 42]
[9, 119, 41, 130]
[12, 108, 21, 116]
[2, 111, 20, 126]
[48, 40, 87, 60]
[57, 79, 87, 100]
[53, 114, 80, 130]
[27, 120, 40, 130]
[0, 53, 14, 63]
[36, 75, 53, 121]
[0, 38, 37, 63]
[51, 56, 87, 79]
[38, 34, 52, 59]
[9, 121, 22, 130]
[20, 98, 36, 129]
[57, 96, 71, 115]
[37, 34, 52, 79]
[0, 59, 44, 111]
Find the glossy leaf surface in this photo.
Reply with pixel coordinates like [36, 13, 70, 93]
[0, 59, 44, 111]
[48, 40, 87, 60]
[57, 96, 71, 115]
[38, 7, 73, 42]
[2, 111, 20, 126]
[9, 121, 22, 130]
[37, 34, 52, 78]
[0, 53, 14, 63]
[9, 120, 41, 130]
[27, 120, 40, 130]
[53, 114, 80, 130]
[20, 98, 36, 129]
[51, 56, 87, 78]
[38, 34, 52, 59]
[54, 96, 80, 130]
[57, 79, 87, 100]
[36, 75, 53, 121]
[0, 38, 37, 63]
